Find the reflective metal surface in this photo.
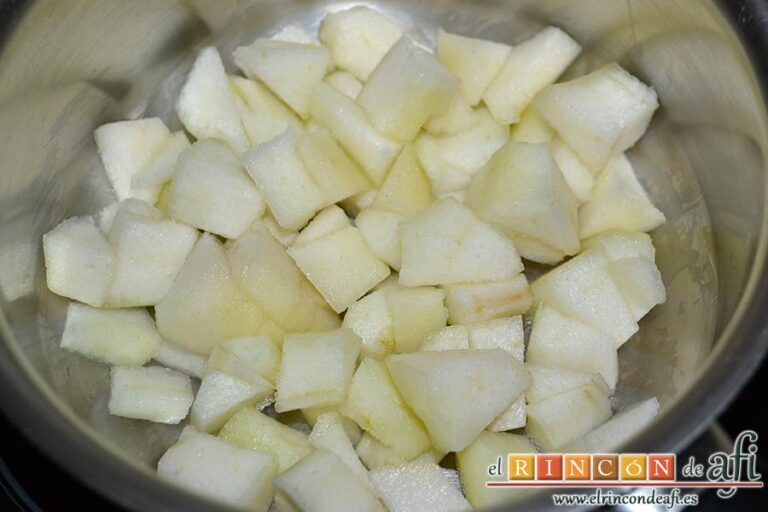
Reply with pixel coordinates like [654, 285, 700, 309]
[0, 1, 766, 510]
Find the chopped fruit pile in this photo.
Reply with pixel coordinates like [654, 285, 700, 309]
[43, 6, 666, 511]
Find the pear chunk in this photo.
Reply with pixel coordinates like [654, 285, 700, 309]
[511, 107, 555, 143]
[372, 144, 433, 216]
[399, 198, 523, 287]
[234, 40, 331, 119]
[309, 412, 372, 488]
[534, 63, 659, 172]
[358, 37, 459, 142]
[582, 230, 656, 261]
[341, 290, 395, 360]
[356, 207, 405, 270]
[437, 29, 511, 106]
[552, 137, 595, 203]
[525, 364, 602, 404]
[607, 256, 666, 320]
[386, 349, 530, 452]
[190, 370, 273, 433]
[230, 75, 303, 147]
[176, 47, 248, 152]
[154, 341, 207, 379]
[109, 366, 193, 424]
[443, 275, 532, 324]
[563, 397, 660, 452]
[325, 71, 363, 100]
[208, 336, 281, 385]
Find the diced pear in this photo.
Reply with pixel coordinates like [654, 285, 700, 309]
[298, 126, 372, 205]
[309, 412, 371, 488]
[94, 118, 171, 201]
[443, 275, 532, 324]
[292, 205, 350, 246]
[607, 257, 666, 320]
[399, 198, 523, 286]
[60, 304, 160, 366]
[310, 83, 402, 184]
[511, 107, 555, 143]
[582, 230, 655, 261]
[562, 397, 660, 452]
[531, 248, 638, 347]
[208, 336, 280, 385]
[251, 214, 299, 247]
[385, 286, 448, 353]
[106, 210, 199, 307]
[325, 71, 363, 100]
[155, 234, 269, 355]
[578, 154, 665, 238]
[131, 131, 190, 195]
[220, 407, 312, 473]
[527, 304, 619, 390]
[274, 449, 385, 512]
[386, 349, 530, 452]
[468, 316, 525, 357]
[155, 183, 173, 216]
[356, 433, 407, 469]
[370, 455, 472, 512]
[230, 75, 303, 147]
[234, 40, 331, 119]
[319, 6, 404, 81]
[243, 129, 325, 231]
[421, 325, 470, 351]
[424, 92, 480, 135]
[43, 216, 115, 307]
[415, 107, 508, 195]
[154, 341, 207, 379]
[191, 370, 273, 433]
[302, 406, 362, 445]
[526, 376, 613, 450]
[272, 24, 314, 44]
[359, 37, 458, 142]
[341, 290, 395, 360]
[534, 63, 659, 172]
[169, 139, 265, 239]
[288, 225, 391, 313]
[340, 189, 378, 217]
[356, 208, 405, 269]
[457, 431, 536, 509]
[525, 364, 601, 404]
[176, 47, 248, 152]
[227, 229, 338, 333]
[552, 138, 595, 203]
[159, 427, 277, 511]
[275, 329, 361, 412]
[466, 140, 579, 263]
[341, 358, 431, 460]
[109, 366, 192, 424]
[484, 26, 581, 124]
[437, 29, 511, 106]
[487, 395, 527, 432]
[372, 145, 433, 217]
[98, 198, 163, 235]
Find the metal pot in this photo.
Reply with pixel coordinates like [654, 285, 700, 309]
[0, 0, 766, 510]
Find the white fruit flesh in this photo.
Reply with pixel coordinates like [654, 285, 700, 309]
[579, 154, 666, 238]
[158, 427, 277, 511]
[191, 370, 273, 433]
[341, 290, 395, 360]
[319, 6, 404, 81]
[370, 455, 472, 512]
[399, 198, 523, 286]
[372, 144, 433, 216]
[230, 75, 303, 147]
[424, 92, 480, 136]
[341, 358, 431, 460]
[443, 275, 532, 325]
[525, 364, 601, 404]
[511, 107, 555, 143]
[421, 325, 470, 351]
[234, 40, 331, 119]
[274, 449, 385, 512]
[176, 47, 248, 152]
[483, 26, 581, 125]
[98, 198, 163, 235]
[386, 349, 530, 452]
[356, 433, 407, 469]
[132, 131, 190, 198]
[288, 225, 391, 313]
[302, 406, 362, 445]
[310, 82, 402, 185]
[551, 137, 595, 203]
[154, 341, 207, 379]
[358, 37, 459, 143]
[534, 63, 659, 172]
[385, 285, 448, 353]
[252, 214, 299, 247]
[582, 230, 656, 261]
[466, 140, 579, 263]
[273, 24, 314, 44]
[109, 366, 193, 424]
[275, 329, 361, 412]
[437, 29, 511, 106]
[292, 205, 350, 245]
[219, 407, 313, 473]
[61, 304, 160, 366]
[43, 216, 115, 307]
[324, 71, 363, 100]
[607, 256, 666, 320]
[208, 336, 281, 385]
[356, 207, 404, 270]
[562, 397, 660, 452]
[309, 412, 372, 488]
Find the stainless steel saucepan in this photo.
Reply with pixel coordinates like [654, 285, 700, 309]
[0, 1, 766, 510]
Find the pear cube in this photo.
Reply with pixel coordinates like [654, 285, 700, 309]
[60, 304, 160, 366]
[525, 364, 602, 404]
[191, 370, 273, 433]
[443, 275, 533, 324]
[582, 230, 656, 261]
[272, 24, 314, 44]
[399, 198, 523, 287]
[325, 71, 363, 100]
[359, 37, 458, 143]
[302, 406, 362, 446]
[421, 325, 470, 351]
[385, 285, 448, 353]
[291, 204, 349, 245]
[176, 47, 248, 152]
[319, 6, 404, 81]
[230, 75, 303, 147]
[154, 341, 207, 379]
[563, 397, 659, 452]
[356, 208, 405, 270]
[131, 131, 190, 196]
[208, 336, 281, 385]
[511, 107, 555, 143]
[372, 144, 433, 216]
[341, 290, 395, 360]
[607, 256, 666, 320]
[534, 63, 659, 172]
[552, 137, 595, 203]
[424, 92, 480, 135]
[275, 329, 361, 412]
[109, 366, 193, 424]
[356, 433, 407, 470]
[234, 40, 331, 119]
[386, 349, 530, 452]
[43, 216, 115, 307]
[309, 412, 371, 488]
